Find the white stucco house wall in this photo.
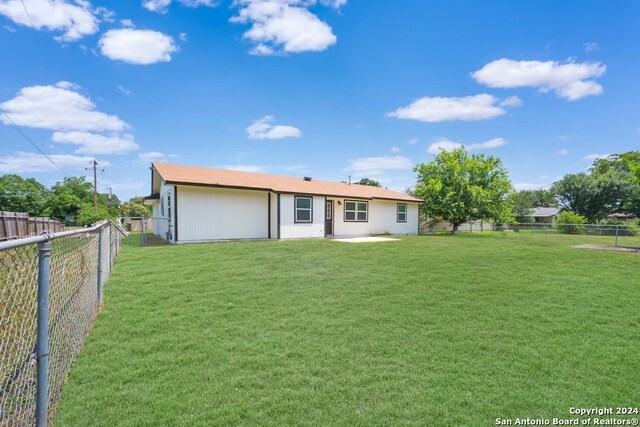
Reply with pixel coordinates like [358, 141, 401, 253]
[144, 162, 422, 244]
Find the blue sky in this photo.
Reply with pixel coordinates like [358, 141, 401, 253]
[1, 0, 639, 201]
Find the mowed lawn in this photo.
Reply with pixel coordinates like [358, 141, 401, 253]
[54, 234, 639, 426]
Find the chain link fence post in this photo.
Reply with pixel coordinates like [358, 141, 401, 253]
[97, 227, 103, 306]
[615, 224, 619, 247]
[109, 224, 113, 272]
[35, 239, 52, 427]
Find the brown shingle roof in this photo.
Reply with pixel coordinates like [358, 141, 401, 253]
[152, 162, 422, 202]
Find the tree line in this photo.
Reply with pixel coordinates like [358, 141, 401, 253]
[1, 150, 638, 230]
[408, 148, 639, 233]
[0, 175, 151, 226]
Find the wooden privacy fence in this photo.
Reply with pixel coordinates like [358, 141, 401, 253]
[0, 211, 64, 241]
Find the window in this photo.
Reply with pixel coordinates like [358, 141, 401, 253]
[167, 194, 171, 220]
[345, 200, 368, 222]
[160, 197, 164, 216]
[397, 203, 407, 222]
[295, 196, 313, 223]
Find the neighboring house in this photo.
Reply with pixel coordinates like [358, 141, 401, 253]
[530, 207, 562, 224]
[144, 162, 422, 244]
[607, 212, 637, 222]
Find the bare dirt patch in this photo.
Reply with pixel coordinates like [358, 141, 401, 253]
[574, 244, 640, 253]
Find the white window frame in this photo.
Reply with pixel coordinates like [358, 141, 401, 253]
[344, 200, 368, 222]
[397, 203, 407, 223]
[294, 196, 313, 223]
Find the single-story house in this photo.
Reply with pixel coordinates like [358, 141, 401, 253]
[530, 207, 562, 224]
[144, 162, 422, 244]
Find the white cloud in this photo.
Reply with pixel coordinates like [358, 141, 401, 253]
[3, 24, 15, 32]
[94, 6, 115, 23]
[344, 155, 414, 178]
[426, 139, 461, 154]
[470, 137, 507, 150]
[179, 32, 187, 42]
[500, 95, 523, 108]
[388, 94, 517, 123]
[0, 0, 98, 41]
[247, 115, 302, 140]
[142, 0, 171, 12]
[390, 146, 400, 153]
[407, 137, 419, 145]
[556, 148, 569, 156]
[0, 81, 127, 132]
[514, 183, 545, 191]
[321, 0, 347, 7]
[584, 153, 610, 161]
[142, 0, 216, 13]
[584, 42, 600, 53]
[138, 151, 168, 162]
[427, 137, 507, 154]
[52, 131, 138, 154]
[231, 0, 337, 55]
[223, 164, 268, 173]
[472, 58, 606, 101]
[0, 151, 109, 173]
[99, 29, 177, 65]
[117, 85, 132, 96]
[1, 82, 138, 162]
[121, 19, 135, 28]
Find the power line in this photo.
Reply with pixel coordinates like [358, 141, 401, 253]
[0, 109, 70, 176]
[20, 0, 34, 27]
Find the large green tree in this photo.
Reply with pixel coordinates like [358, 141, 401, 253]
[0, 174, 50, 216]
[45, 177, 94, 222]
[354, 178, 381, 187]
[97, 192, 122, 217]
[414, 148, 514, 233]
[121, 196, 152, 217]
[589, 152, 640, 216]
[550, 171, 635, 222]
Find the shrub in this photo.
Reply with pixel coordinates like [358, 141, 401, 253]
[556, 211, 587, 234]
[602, 219, 639, 236]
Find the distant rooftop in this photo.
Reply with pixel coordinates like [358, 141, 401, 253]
[531, 207, 561, 217]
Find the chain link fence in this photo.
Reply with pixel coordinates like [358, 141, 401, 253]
[140, 217, 170, 247]
[0, 221, 126, 426]
[492, 222, 640, 248]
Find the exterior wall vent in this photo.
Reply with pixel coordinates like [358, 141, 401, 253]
[303, 176, 312, 181]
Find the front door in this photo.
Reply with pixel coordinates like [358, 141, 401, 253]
[325, 200, 333, 236]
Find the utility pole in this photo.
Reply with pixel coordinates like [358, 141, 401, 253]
[107, 187, 113, 216]
[85, 160, 104, 214]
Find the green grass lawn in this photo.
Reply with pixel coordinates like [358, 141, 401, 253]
[54, 233, 639, 426]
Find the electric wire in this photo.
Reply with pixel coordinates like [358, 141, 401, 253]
[0, 109, 70, 176]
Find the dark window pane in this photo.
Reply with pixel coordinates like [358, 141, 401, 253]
[345, 202, 356, 211]
[357, 211, 367, 221]
[357, 202, 367, 211]
[345, 211, 356, 221]
[398, 213, 406, 222]
[297, 209, 311, 221]
[398, 204, 406, 213]
[296, 197, 311, 209]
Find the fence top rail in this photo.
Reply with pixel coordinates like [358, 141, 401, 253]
[501, 222, 636, 228]
[0, 220, 125, 251]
